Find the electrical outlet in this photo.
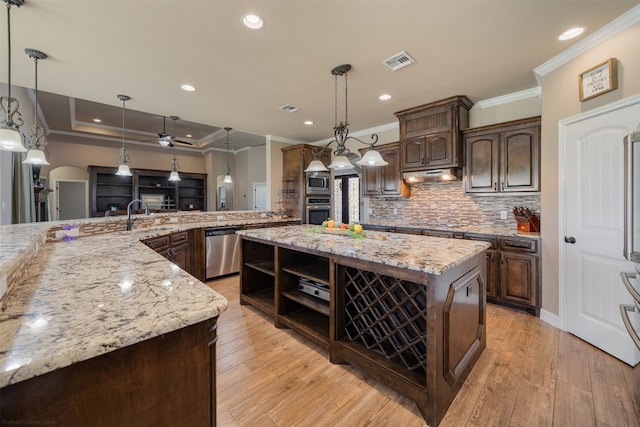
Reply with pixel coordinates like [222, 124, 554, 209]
[154, 218, 161, 225]
[169, 217, 179, 223]
[217, 215, 224, 221]
[393, 208, 398, 215]
[500, 211, 508, 220]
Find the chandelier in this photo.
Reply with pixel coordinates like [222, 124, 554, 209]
[223, 127, 233, 184]
[22, 48, 49, 165]
[115, 95, 132, 176]
[0, 0, 26, 152]
[305, 64, 388, 172]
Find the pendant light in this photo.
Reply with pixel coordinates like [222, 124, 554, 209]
[304, 64, 387, 171]
[115, 94, 132, 176]
[223, 127, 233, 184]
[0, 0, 26, 152]
[168, 116, 180, 182]
[22, 48, 49, 165]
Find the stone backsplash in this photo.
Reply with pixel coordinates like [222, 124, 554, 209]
[368, 180, 540, 229]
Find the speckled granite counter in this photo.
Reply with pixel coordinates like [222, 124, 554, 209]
[238, 224, 490, 275]
[0, 211, 298, 388]
[361, 221, 541, 239]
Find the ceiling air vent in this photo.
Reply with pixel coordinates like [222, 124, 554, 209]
[382, 51, 415, 71]
[279, 104, 299, 113]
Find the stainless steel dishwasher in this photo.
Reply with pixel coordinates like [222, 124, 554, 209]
[205, 226, 241, 279]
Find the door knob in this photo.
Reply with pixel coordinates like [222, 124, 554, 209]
[564, 236, 576, 244]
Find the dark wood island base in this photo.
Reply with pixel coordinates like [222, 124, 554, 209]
[239, 228, 488, 427]
[1, 318, 219, 427]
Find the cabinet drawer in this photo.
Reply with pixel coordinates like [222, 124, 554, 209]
[170, 231, 189, 246]
[144, 235, 170, 251]
[465, 233, 498, 249]
[499, 237, 538, 253]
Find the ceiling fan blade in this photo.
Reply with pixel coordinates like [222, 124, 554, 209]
[174, 139, 194, 146]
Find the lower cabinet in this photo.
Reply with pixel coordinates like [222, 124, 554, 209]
[1, 318, 219, 427]
[426, 231, 540, 316]
[144, 231, 194, 276]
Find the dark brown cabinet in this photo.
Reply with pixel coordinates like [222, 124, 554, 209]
[395, 96, 473, 172]
[464, 117, 541, 194]
[281, 144, 331, 221]
[360, 142, 410, 197]
[89, 166, 207, 217]
[144, 231, 194, 276]
[498, 237, 539, 314]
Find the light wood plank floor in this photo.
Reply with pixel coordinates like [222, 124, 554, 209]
[208, 276, 640, 427]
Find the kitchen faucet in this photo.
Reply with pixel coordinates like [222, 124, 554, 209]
[126, 199, 149, 231]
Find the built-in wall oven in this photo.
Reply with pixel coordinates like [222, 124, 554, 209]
[621, 129, 640, 352]
[306, 196, 331, 225]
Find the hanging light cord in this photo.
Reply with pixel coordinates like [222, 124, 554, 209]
[6, 2, 12, 101]
[33, 57, 38, 128]
[121, 98, 125, 150]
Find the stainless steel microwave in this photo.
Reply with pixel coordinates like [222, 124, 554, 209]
[306, 171, 330, 195]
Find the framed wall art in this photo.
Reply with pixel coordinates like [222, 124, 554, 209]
[579, 58, 618, 102]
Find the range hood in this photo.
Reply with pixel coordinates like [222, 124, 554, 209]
[402, 168, 460, 183]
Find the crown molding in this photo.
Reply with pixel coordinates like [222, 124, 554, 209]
[534, 4, 640, 83]
[48, 130, 202, 154]
[474, 87, 542, 109]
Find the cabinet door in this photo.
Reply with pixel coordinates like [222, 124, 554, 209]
[380, 148, 401, 195]
[401, 137, 425, 170]
[465, 134, 499, 193]
[499, 252, 537, 307]
[486, 249, 499, 299]
[170, 243, 192, 273]
[362, 166, 381, 196]
[424, 132, 455, 168]
[500, 126, 540, 192]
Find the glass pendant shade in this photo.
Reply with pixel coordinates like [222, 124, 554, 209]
[0, 128, 26, 152]
[23, 147, 49, 165]
[116, 163, 131, 176]
[304, 159, 329, 172]
[223, 174, 233, 184]
[356, 149, 388, 166]
[327, 154, 351, 169]
[168, 170, 181, 182]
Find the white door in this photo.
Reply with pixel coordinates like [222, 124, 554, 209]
[56, 180, 88, 220]
[253, 182, 267, 211]
[561, 95, 640, 366]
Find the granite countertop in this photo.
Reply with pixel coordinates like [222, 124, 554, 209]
[0, 215, 297, 388]
[361, 221, 541, 239]
[238, 225, 490, 275]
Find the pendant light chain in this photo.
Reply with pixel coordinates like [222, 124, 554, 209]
[344, 71, 348, 126]
[6, 2, 12, 101]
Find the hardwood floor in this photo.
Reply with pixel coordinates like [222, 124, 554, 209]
[208, 275, 640, 427]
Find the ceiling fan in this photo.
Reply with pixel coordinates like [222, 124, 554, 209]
[152, 116, 193, 147]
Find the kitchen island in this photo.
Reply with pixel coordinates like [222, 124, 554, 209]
[238, 225, 490, 426]
[0, 211, 296, 427]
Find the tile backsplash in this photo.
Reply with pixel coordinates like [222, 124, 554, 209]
[368, 180, 540, 229]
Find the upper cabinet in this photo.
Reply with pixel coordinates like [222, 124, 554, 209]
[359, 142, 410, 198]
[463, 117, 541, 194]
[395, 96, 473, 172]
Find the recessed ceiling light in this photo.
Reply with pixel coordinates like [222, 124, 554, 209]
[93, 118, 102, 123]
[304, 120, 314, 126]
[379, 94, 392, 101]
[181, 84, 196, 92]
[242, 14, 264, 30]
[186, 134, 192, 138]
[558, 27, 586, 41]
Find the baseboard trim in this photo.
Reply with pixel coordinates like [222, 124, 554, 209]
[540, 309, 561, 329]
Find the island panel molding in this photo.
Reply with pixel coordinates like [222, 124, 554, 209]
[579, 57, 618, 102]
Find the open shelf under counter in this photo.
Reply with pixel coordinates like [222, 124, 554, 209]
[277, 307, 330, 348]
[240, 288, 275, 317]
[281, 289, 330, 316]
[281, 263, 330, 286]
[245, 259, 275, 276]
